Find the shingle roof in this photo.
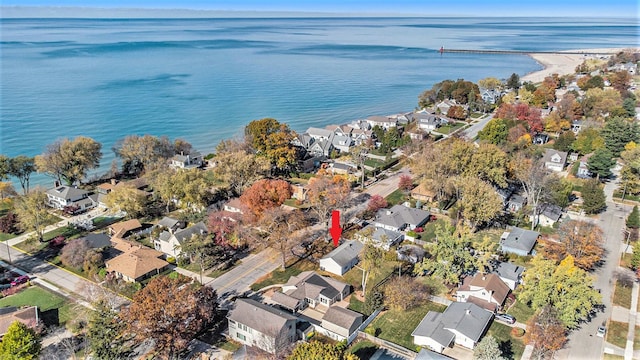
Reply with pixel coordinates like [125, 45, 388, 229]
[321, 240, 363, 268]
[172, 222, 208, 244]
[493, 261, 524, 282]
[501, 227, 539, 254]
[412, 311, 456, 347]
[0, 306, 39, 336]
[321, 306, 362, 331]
[228, 299, 297, 335]
[441, 302, 493, 342]
[458, 273, 510, 305]
[110, 219, 142, 237]
[539, 203, 562, 222]
[83, 233, 111, 249]
[284, 271, 349, 302]
[106, 246, 168, 280]
[375, 205, 430, 230]
[157, 216, 181, 230]
[271, 292, 301, 311]
[46, 186, 89, 200]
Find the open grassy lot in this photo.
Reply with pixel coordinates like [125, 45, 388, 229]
[0, 285, 75, 326]
[635, 326, 640, 350]
[365, 302, 446, 351]
[435, 122, 466, 135]
[613, 280, 633, 309]
[507, 298, 536, 325]
[487, 322, 525, 360]
[250, 259, 316, 291]
[607, 321, 628, 349]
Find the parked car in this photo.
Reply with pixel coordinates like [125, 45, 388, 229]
[10, 275, 29, 287]
[495, 313, 516, 324]
[596, 325, 606, 337]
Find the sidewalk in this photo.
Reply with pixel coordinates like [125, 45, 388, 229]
[624, 280, 638, 360]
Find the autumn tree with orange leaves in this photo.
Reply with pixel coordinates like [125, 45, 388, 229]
[541, 220, 604, 270]
[239, 178, 292, 221]
[258, 207, 307, 269]
[524, 306, 567, 360]
[307, 173, 350, 226]
[121, 276, 218, 359]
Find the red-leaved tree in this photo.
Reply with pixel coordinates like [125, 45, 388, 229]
[368, 195, 388, 213]
[239, 178, 292, 221]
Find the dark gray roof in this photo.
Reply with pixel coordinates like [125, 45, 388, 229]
[46, 186, 89, 200]
[501, 227, 539, 254]
[440, 302, 493, 342]
[321, 306, 362, 331]
[540, 203, 562, 222]
[508, 194, 525, 206]
[173, 222, 208, 244]
[157, 217, 181, 230]
[493, 261, 524, 282]
[321, 240, 363, 267]
[360, 225, 403, 247]
[412, 311, 455, 347]
[416, 349, 454, 360]
[284, 271, 349, 301]
[228, 299, 297, 335]
[375, 205, 430, 230]
[542, 149, 568, 165]
[271, 292, 301, 311]
[83, 233, 111, 249]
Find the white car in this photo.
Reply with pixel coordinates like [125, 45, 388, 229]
[596, 325, 606, 338]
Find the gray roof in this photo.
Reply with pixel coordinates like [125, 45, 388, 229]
[508, 194, 525, 206]
[414, 113, 446, 126]
[173, 222, 208, 244]
[157, 217, 181, 230]
[366, 115, 396, 124]
[321, 240, 363, 268]
[501, 227, 539, 254]
[412, 311, 456, 347]
[284, 271, 349, 301]
[321, 306, 362, 331]
[493, 261, 524, 282]
[228, 299, 297, 335]
[542, 149, 568, 165]
[375, 205, 430, 230]
[271, 292, 302, 311]
[83, 233, 111, 249]
[440, 302, 493, 342]
[540, 203, 562, 222]
[46, 186, 89, 200]
[306, 127, 334, 139]
[360, 225, 403, 247]
[416, 349, 455, 360]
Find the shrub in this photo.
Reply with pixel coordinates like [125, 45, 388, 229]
[511, 327, 525, 337]
[166, 256, 176, 265]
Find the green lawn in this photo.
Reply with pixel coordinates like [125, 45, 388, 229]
[349, 339, 378, 359]
[420, 218, 450, 243]
[0, 233, 17, 241]
[43, 225, 84, 242]
[607, 321, 628, 349]
[507, 299, 536, 324]
[635, 326, 640, 350]
[341, 259, 400, 294]
[250, 259, 316, 291]
[348, 296, 365, 314]
[603, 354, 624, 360]
[385, 189, 409, 206]
[435, 122, 466, 135]
[487, 322, 525, 360]
[366, 302, 446, 351]
[613, 280, 633, 309]
[0, 286, 75, 326]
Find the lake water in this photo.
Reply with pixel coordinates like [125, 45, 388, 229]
[1, 17, 638, 186]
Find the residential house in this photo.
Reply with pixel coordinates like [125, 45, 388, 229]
[291, 184, 309, 202]
[480, 88, 501, 104]
[506, 194, 526, 213]
[156, 216, 185, 234]
[319, 240, 364, 276]
[45, 185, 97, 214]
[330, 134, 354, 153]
[223, 198, 244, 214]
[411, 183, 436, 203]
[348, 119, 372, 131]
[533, 133, 549, 145]
[154, 222, 208, 258]
[500, 227, 539, 256]
[415, 348, 453, 360]
[109, 219, 143, 238]
[491, 261, 524, 290]
[106, 239, 169, 283]
[0, 306, 39, 337]
[435, 100, 464, 115]
[273, 271, 350, 312]
[577, 154, 593, 178]
[170, 150, 203, 169]
[571, 120, 583, 134]
[542, 149, 568, 172]
[96, 178, 151, 208]
[325, 124, 352, 137]
[365, 115, 398, 130]
[414, 113, 448, 132]
[306, 127, 335, 141]
[535, 203, 563, 227]
[374, 204, 430, 232]
[357, 225, 403, 250]
[412, 302, 493, 353]
[318, 306, 363, 341]
[330, 162, 357, 176]
[455, 273, 511, 312]
[228, 299, 297, 354]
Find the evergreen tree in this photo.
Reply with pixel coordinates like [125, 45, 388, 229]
[631, 244, 640, 271]
[627, 205, 640, 229]
[587, 148, 616, 179]
[601, 117, 640, 156]
[87, 300, 129, 359]
[581, 179, 607, 214]
[0, 321, 41, 360]
[507, 73, 521, 90]
[474, 335, 506, 360]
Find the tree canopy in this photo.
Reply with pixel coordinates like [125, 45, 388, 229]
[9, 155, 36, 194]
[541, 220, 604, 270]
[14, 189, 56, 242]
[524, 306, 567, 360]
[35, 136, 102, 185]
[245, 118, 298, 171]
[0, 321, 41, 360]
[415, 224, 476, 285]
[239, 178, 292, 220]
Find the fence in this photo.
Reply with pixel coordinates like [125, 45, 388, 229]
[347, 307, 382, 345]
[357, 331, 418, 358]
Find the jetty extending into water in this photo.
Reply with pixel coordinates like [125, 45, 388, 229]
[438, 47, 613, 55]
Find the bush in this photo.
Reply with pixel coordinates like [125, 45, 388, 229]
[511, 327, 525, 337]
[166, 256, 176, 265]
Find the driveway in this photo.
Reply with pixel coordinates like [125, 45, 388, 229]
[205, 248, 280, 297]
[365, 167, 410, 199]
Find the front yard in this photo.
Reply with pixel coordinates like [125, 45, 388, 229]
[613, 280, 633, 309]
[607, 321, 628, 349]
[365, 301, 446, 351]
[0, 285, 76, 326]
[487, 322, 525, 360]
[506, 298, 536, 325]
[250, 259, 316, 291]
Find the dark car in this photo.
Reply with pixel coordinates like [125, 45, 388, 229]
[495, 313, 516, 324]
[10, 275, 29, 287]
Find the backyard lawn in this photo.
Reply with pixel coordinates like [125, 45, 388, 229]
[365, 302, 446, 351]
[435, 122, 466, 135]
[341, 259, 400, 295]
[349, 339, 378, 359]
[487, 322, 525, 360]
[385, 189, 409, 206]
[0, 286, 75, 326]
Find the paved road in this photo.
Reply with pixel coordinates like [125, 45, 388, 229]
[365, 167, 411, 199]
[556, 171, 632, 360]
[461, 113, 494, 140]
[205, 247, 280, 296]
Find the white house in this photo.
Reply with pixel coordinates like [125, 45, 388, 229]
[491, 261, 525, 290]
[45, 185, 97, 214]
[542, 149, 568, 172]
[273, 271, 351, 312]
[153, 222, 208, 258]
[373, 204, 431, 232]
[169, 150, 203, 169]
[365, 115, 398, 130]
[455, 273, 511, 312]
[316, 306, 363, 342]
[227, 299, 297, 354]
[319, 240, 364, 276]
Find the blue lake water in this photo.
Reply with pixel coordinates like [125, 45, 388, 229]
[1, 17, 638, 186]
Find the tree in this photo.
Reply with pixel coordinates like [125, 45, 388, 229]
[609, 71, 632, 93]
[571, 127, 604, 155]
[212, 150, 270, 195]
[8, 155, 36, 194]
[245, 118, 297, 171]
[511, 154, 547, 229]
[620, 146, 640, 196]
[258, 207, 307, 269]
[0, 182, 17, 200]
[627, 206, 640, 229]
[474, 335, 506, 360]
[478, 117, 508, 145]
[113, 135, 175, 175]
[122, 276, 218, 359]
[524, 306, 567, 360]
[240, 178, 292, 221]
[447, 105, 467, 120]
[0, 155, 9, 180]
[367, 194, 388, 214]
[87, 300, 129, 360]
[630, 243, 640, 271]
[415, 224, 476, 285]
[207, 210, 240, 247]
[553, 131, 575, 152]
[601, 117, 640, 156]
[587, 147, 615, 179]
[465, 143, 508, 187]
[179, 232, 219, 284]
[360, 241, 384, 298]
[506, 73, 520, 90]
[384, 276, 429, 311]
[457, 177, 504, 230]
[14, 189, 55, 242]
[307, 173, 351, 226]
[582, 88, 622, 120]
[0, 212, 18, 234]
[103, 183, 148, 218]
[35, 136, 102, 185]
[398, 174, 413, 192]
[519, 255, 601, 328]
[541, 220, 604, 270]
[0, 321, 41, 360]
[60, 238, 91, 270]
[287, 341, 357, 360]
[545, 175, 573, 208]
[581, 178, 606, 214]
[478, 77, 502, 90]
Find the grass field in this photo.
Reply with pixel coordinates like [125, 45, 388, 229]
[366, 302, 446, 351]
[487, 322, 525, 360]
[613, 280, 633, 309]
[507, 299, 536, 325]
[635, 326, 640, 350]
[607, 321, 628, 349]
[0, 286, 75, 326]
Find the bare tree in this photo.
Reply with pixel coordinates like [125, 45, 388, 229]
[512, 153, 548, 229]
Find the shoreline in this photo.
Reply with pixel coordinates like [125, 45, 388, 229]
[521, 47, 639, 83]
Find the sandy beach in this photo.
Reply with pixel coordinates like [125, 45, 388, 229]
[522, 47, 640, 83]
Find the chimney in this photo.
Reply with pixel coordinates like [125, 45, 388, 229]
[465, 309, 471, 315]
[54, 180, 61, 188]
[386, 210, 392, 216]
[111, 178, 117, 186]
[482, 275, 486, 281]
